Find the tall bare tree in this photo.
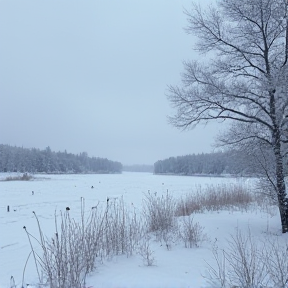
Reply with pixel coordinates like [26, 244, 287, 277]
[168, 0, 288, 232]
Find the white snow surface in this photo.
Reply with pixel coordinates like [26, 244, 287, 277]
[0, 172, 286, 288]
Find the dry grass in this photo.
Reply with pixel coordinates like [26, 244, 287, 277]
[176, 183, 255, 216]
[25, 197, 144, 288]
[2, 173, 33, 181]
[22, 183, 274, 287]
[142, 191, 177, 233]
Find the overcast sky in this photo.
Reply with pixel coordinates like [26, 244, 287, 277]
[0, 0, 221, 165]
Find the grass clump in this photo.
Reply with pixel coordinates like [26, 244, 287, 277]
[2, 173, 33, 181]
[176, 183, 254, 216]
[23, 197, 144, 288]
[178, 216, 207, 248]
[142, 191, 206, 248]
[142, 191, 176, 233]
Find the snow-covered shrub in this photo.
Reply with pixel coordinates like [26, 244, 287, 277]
[99, 196, 143, 259]
[205, 229, 288, 288]
[142, 191, 177, 234]
[26, 197, 144, 288]
[178, 216, 206, 248]
[30, 198, 102, 288]
[263, 238, 288, 287]
[137, 235, 156, 266]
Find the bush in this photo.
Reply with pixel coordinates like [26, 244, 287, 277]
[178, 216, 206, 248]
[137, 235, 156, 266]
[142, 191, 177, 235]
[205, 229, 288, 288]
[24, 197, 143, 288]
[98, 196, 144, 259]
[28, 199, 101, 288]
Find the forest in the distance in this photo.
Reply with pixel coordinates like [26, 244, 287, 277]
[0, 144, 122, 174]
[0, 144, 273, 177]
[154, 150, 261, 176]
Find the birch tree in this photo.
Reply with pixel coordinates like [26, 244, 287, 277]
[168, 0, 288, 232]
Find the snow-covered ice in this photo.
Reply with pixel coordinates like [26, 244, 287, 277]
[0, 172, 285, 288]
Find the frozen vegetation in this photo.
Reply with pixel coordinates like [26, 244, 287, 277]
[0, 172, 287, 288]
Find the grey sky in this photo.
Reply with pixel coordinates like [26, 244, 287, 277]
[0, 0, 220, 165]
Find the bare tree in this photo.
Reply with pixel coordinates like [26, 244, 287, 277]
[168, 0, 288, 232]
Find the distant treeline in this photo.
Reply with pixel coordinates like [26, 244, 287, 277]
[0, 144, 122, 174]
[123, 164, 154, 173]
[154, 151, 257, 176]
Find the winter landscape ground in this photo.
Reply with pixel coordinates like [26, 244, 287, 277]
[0, 172, 287, 288]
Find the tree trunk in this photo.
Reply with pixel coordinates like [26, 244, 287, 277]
[273, 130, 288, 233]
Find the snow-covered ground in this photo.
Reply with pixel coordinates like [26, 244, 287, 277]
[0, 172, 285, 288]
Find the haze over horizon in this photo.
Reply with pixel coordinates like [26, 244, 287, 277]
[0, 0, 220, 165]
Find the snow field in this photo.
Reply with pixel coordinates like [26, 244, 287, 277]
[0, 173, 285, 288]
